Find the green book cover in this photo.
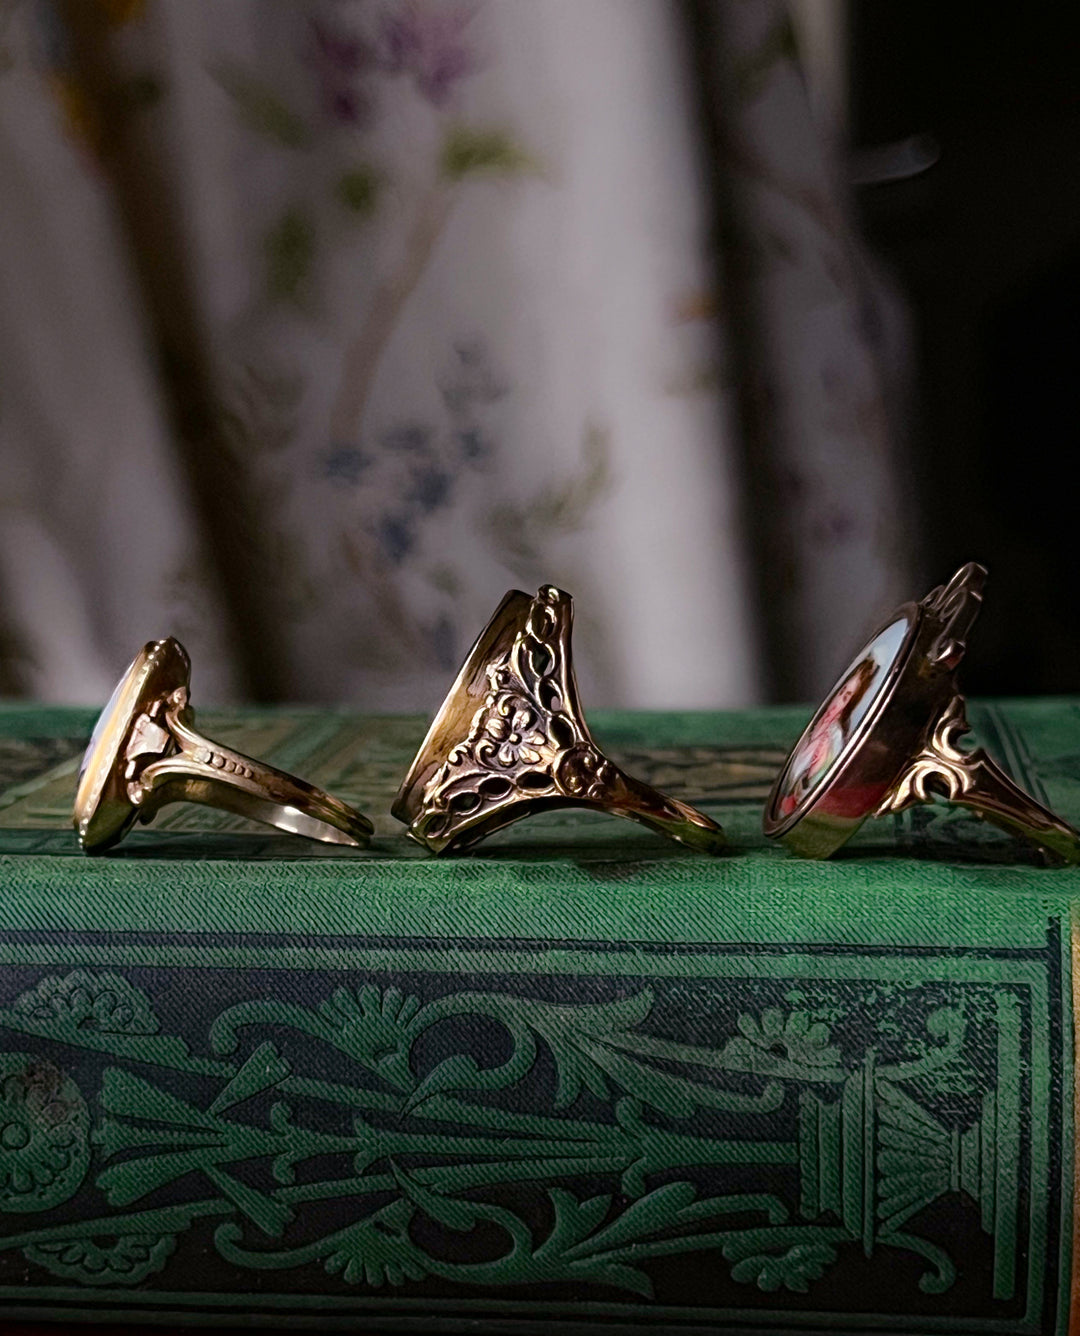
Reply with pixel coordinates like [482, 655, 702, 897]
[1, 699, 1078, 1333]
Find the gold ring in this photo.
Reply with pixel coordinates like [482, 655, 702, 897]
[74, 639, 374, 853]
[764, 563, 1080, 863]
[393, 585, 726, 855]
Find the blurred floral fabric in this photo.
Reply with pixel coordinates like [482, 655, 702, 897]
[0, 0, 909, 710]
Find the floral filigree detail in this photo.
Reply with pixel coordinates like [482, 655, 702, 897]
[417, 587, 586, 843]
[480, 701, 548, 768]
[12, 970, 160, 1037]
[553, 744, 616, 802]
[725, 1009, 841, 1071]
[0, 1055, 90, 1212]
[25, 1232, 177, 1286]
[404, 585, 723, 852]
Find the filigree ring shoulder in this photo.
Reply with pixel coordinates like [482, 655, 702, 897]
[393, 586, 726, 855]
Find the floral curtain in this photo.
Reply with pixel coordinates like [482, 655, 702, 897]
[0, 0, 910, 710]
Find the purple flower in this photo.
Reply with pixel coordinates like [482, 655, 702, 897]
[312, 17, 370, 73]
[810, 506, 861, 548]
[378, 2, 479, 107]
[326, 86, 368, 125]
[309, 17, 375, 125]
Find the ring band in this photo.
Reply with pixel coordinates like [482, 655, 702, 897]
[393, 585, 726, 855]
[875, 693, 1080, 864]
[74, 639, 373, 853]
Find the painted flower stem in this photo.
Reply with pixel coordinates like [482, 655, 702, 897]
[329, 183, 457, 443]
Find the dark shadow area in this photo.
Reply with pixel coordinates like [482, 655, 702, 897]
[852, 1, 1080, 695]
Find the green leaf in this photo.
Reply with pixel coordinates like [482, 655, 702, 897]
[440, 125, 533, 181]
[98, 1067, 216, 1130]
[335, 166, 381, 216]
[209, 1041, 290, 1115]
[210, 60, 310, 148]
[485, 424, 612, 565]
[543, 1189, 612, 1254]
[391, 1163, 484, 1233]
[730, 1242, 837, 1293]
[578, 1181, 697, 1256]
[403, 1052, 488, 1112]
[573, 1037, 697, 1118]
[265, 208, 316, 304]
[530, 1189, 653, 1298]
[204, 1166, 293, 1237]
[316, 985, 417, 1088]
[214, 1214, 430, 1288]
[530, 989, 651, 1109]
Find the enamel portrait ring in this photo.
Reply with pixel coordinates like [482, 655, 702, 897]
[763, 563, 1080, 864]
[393, 585, 726, 855]
[74, 639, 373, 853]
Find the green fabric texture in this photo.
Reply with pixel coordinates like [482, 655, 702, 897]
[0, 700, 1078, 1332]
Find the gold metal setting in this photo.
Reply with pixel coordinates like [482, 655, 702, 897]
[764, 563, 1080, 864]
[393, 585, 726, 855]
[875, 694, 979, 812]
[876, 694, 1080, 862]
[74, 638, 373, 853]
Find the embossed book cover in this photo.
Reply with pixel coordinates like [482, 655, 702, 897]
[1, 701, 1078, 1332]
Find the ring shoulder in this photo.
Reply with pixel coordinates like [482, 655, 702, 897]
[875, 695, 978, 816]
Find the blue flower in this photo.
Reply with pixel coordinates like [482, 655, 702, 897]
[381, 424, 434, 454]
[427, 614, 458, 669]
[321, 445, 373, 487]
[405, 464, 452, 514]
[377, 514, 416, 564]
[457, 427, 492, 464]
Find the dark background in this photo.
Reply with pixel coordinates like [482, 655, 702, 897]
[850, 3, 1080, 696]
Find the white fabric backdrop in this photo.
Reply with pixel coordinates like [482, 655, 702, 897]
[0, 0, 909, 710]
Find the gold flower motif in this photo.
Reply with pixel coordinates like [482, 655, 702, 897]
[484, 703, 547, 768]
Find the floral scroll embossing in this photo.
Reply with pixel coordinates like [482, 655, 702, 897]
[0, 967, 1027, 1312]
[0, 1054, 90, 1212]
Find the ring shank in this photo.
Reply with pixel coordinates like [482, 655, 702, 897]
[410, 752, 725, 856]
[138, 717, 373, 847]
[956, 748, 1080, 865]
[595, 767, 727, 856]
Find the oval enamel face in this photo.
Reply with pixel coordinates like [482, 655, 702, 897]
[770, 614, 914, 825]
[75, 648, 154, 817]
[73, 639, 189, 850]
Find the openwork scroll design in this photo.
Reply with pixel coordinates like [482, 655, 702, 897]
[0, 965, 1024, 1313]
[416, 586, 612, 845]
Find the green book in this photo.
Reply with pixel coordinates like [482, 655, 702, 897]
[1, 699, 1078, 1333]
